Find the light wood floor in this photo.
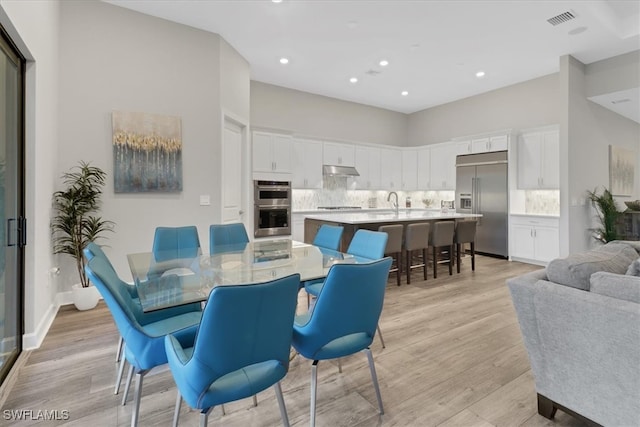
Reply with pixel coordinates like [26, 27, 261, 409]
[3, 256, 588, 426]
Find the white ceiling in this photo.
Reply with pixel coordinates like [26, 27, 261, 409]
[104, 0, 640, 118]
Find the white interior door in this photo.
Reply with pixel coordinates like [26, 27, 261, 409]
[221, 119, 244, 224]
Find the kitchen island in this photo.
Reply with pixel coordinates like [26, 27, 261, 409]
[304, 211, 482, 251]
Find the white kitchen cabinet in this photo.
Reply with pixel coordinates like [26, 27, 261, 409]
[323, 141, 355, 167]
[292, 138, 323, 189]
[417, 147, 431, 189]
[429, 142, 457, 190]
[401, 149, 418, 191]
[253, 131, 292, 176]
[510, 215, 559, 265]
[458, 134, 509, 154]
[518, 129, 559, 189]
[354, 146, 381, 190]
[380, 148, 402, 190]
[292, 213, 306, 242]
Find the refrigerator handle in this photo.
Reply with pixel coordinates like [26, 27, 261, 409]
[476, 178, 482, 226]
[471, 177, 476, 214]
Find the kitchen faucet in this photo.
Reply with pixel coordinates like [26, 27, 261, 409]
[387, 191, 399, 215]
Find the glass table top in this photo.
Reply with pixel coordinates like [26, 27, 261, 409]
[127, 239, 366, 312]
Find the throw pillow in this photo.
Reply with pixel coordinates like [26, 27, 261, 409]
[626, 257, 640, 276]
[590, 271, 640, 304]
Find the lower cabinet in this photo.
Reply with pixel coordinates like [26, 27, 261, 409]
[510, 215, 559, 265]
[292, 213, 306, 242]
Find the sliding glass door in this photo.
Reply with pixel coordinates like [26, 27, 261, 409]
[0, 25, 25, 386]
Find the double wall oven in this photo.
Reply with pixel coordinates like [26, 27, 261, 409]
[254, 180, 291, 238]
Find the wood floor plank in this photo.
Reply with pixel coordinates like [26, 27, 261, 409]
[2, 257, 585, 426]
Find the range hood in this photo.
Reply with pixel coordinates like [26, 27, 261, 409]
[323, 164, 360, 176]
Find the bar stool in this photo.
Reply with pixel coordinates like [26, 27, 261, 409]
[404, 222, 430, 284]
[378, 224, 403, 286]
[455, 220, 477, 273]
[429, 221, 455, 278]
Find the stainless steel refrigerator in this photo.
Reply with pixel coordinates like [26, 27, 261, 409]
[455, 151, 508, 258]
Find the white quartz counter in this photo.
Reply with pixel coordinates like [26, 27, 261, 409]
[304, 211, 482, 225]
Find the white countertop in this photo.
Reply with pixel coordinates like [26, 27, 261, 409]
[510, 212, 560, 219]
[293, 207, 441, 214]
[304, 211, 482, 224]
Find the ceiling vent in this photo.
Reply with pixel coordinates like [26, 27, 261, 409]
[547, 11, 576, 26]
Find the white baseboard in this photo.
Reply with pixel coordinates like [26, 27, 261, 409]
[22, 299, 59, 350]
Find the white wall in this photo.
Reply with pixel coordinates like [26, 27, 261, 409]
[407, 73, 560, 145]
[250, 81, 408, 146]
[586, 50, 640, 97]
[0, 0, 61, 348]
[57, 0, 250, 280]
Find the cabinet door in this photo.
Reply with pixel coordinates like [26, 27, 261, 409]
[443, 143, 458, 189]
[540, 130, 559, 189]
[401, 149, 418, 190]
[323, 141, 354, 166]
[511, 224, 535, 259]
[354, 146, 370, 189]
[292, 139, 322, 188]
[417, 147, 431, 189]
[457, 140, 472, 155]
[471, 138, 490, 153]
[380, 148, 402, 190]
[292, 214, 305, 242]
[368, 148, 382, 189]
[534, 226, 559, 263]
[271, 135, 292, 173]
[253, 132, 275, 172]
[489, 134, 509, 152]
[518, 132, 542, 189]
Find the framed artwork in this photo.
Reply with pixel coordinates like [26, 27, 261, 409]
[609, 145, 635, 196]
[112, 111, 183, 193]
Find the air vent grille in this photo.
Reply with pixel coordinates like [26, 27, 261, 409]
[547, 11, 576, 26]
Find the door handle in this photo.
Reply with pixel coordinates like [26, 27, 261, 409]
[239, 210, 244, 215]
[19, 217, 27, 247]
[7, 218, 16, 247]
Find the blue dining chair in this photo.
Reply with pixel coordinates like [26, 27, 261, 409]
[292, 258, 393, 427]
[164, 274, 300, 427]
[152, 226, 202, 262]
[209, 223, 249, 255]
[84, 242, 203, 397]
[85, 256, 202, 427]
[303, 225, 344, 302]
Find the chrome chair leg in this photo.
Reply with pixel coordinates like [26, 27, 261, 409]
[199, 407, 212, 427]
[131, 369, 148, 427]
[253, 394, 258, 407]
[274, 382, 290, 427]
[221, 403, 226, 416]
[337, 358, 342, 374]
[364, 348, 384, 415]
[376, 324, 386, 349]
[116, 336, 124, 362]
[115, 356, 127, 395]
[122, 364, 134, 406]
[310, 360, 319, 427]
[172, 392, 182, 427]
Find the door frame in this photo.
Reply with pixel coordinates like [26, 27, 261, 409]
[220, 110, 249, 232]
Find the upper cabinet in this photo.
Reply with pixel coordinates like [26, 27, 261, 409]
[380, 148, 402, 190]
[323, 141, 355, 167]
[292, 138, 323, 189]
[518, 128, 559, 189]
[457, 134, 510, 155]
[354, 146, 381, 190]
[401, 149, 418, 191]
[253, 131, 292, 178]
[417, 147, 431, 189]
[429, 142, 458, 190]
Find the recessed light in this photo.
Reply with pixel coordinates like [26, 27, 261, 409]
[347, 20, 358, 29]
[272, 0, 283, 3]
[476, 71, 485, 78]
[379, 60, 389, 67]
[349, 77, 358, 84]
[401, 91, 409, 96]
[279, 57, 289, 65]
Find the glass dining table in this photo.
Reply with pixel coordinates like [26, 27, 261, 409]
[127, 239, 366, 312]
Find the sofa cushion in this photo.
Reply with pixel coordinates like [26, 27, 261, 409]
[546, 242, 638, 291]
[626, 258, 640, 276]
[590, 271, 640, 304]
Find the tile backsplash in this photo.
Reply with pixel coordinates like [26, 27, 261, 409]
[524, 190, 560, 214]
[293, 176, 455, 210]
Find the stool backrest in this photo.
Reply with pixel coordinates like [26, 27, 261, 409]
[430, 221, 455, 247]
[378, 224, 403, 254]
[405, 223, 430, 251]
[455, 220, 477, 244]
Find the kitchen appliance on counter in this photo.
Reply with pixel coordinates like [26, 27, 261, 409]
[456, 151, 508, 258]
[254, 180, 291, 238]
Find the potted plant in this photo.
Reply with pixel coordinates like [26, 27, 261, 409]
[586, 187, 620, 243]
[52, 161, 114, 310]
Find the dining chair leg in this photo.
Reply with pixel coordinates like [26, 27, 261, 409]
[274, 382, 290, 427]
[364, 348, 384, 415]
[310, 360, 319, 427]
[406, 250, 411, 284]
[115, 355, 127, 395]
[376, 324, 386, 349]
[253, 394, 258, 407]
[423, 248, 428, 280]
[433, 248, 438, 278]
[172, 392, 182, 427]
[131, 369, 148, 427]
[116, 336, 124, 363]
[199, 408, 212, 427]
[122, 364, 134, 405]
[337, 358, 342, 373]
[221, 404, 226, 416]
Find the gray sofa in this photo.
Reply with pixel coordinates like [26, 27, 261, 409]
[508, 241, 640, 427]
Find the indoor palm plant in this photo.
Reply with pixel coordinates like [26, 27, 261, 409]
[586, 187, 620, 243]
[52, 161, 114, 310]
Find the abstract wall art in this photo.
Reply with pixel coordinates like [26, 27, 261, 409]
[112, 111, 183, 193]
[609, 144, 635, 196]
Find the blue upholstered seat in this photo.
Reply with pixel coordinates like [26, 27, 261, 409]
[292, 258, 393, 427]
[164, 274, 300, 426]
[152, 226, 202, 262]
[85, 255, 202, 427]
[209, 223, 249, 255]
[312, 224, 344, 251]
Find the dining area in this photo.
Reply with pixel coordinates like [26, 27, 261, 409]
[83, 223, 393, 427]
